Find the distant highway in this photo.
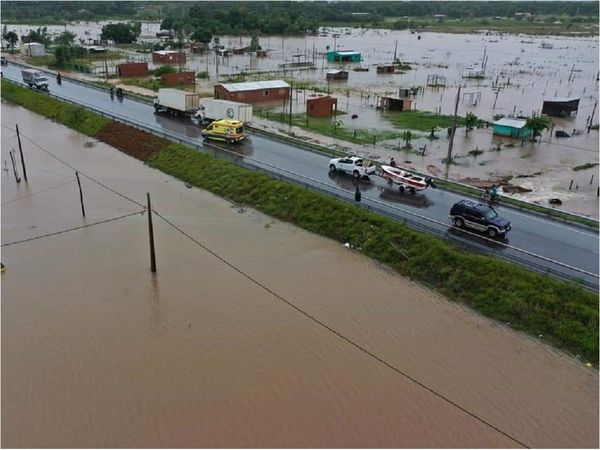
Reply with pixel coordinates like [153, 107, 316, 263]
[2, 62, 598, 290]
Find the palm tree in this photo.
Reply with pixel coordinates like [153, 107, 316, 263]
[464, 112, 478, 136]
[525, 115, 552, 142]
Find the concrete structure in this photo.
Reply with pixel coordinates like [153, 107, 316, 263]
[307, 96, 338, 117]
[161, 71, 195, 86]
[20, 42, 45, 57]
[214, 80, 290, 104]
[542, 98, 580, 117]
[326, 50, 361, 63]
[326, 69, 348, 80]
[492, 118, 533, 138]
[152, 50, 186, 65]
[116, 62, 149, 78]
[378, 96, 412, 112]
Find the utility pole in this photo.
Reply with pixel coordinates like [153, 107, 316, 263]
[75, 171, 85, 217]
[147, 193, 157, 273]
[446, 85, 462, 164]
[15, 124, 27, 181]
[588, 101, 597, 133]
[288, 82, 293, 127]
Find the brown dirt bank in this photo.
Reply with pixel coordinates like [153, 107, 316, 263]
[96, 122, 170, 161]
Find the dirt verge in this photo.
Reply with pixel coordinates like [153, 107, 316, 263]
[96, 122, 170, 161]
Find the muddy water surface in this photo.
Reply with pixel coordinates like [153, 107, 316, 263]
[1, 104, 598, 448]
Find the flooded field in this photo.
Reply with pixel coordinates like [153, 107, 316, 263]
[5, 21, 598, 216]
[2, 103, 598, 448]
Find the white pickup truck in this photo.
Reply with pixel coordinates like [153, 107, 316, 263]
[329, 156, 376, 179]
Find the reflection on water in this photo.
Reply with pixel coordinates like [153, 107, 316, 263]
[445, 225, 510, 250]
[2, 104, 598, 448]
[327, 170, 376, 192]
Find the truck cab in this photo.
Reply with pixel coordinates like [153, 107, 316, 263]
[201, 119, 246, 144]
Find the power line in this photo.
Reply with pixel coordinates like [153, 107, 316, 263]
[1, 179, 75, 206]
[152, 209, 529, 449]
[1, 210, 144, 247]
[1, 123, 145, 208]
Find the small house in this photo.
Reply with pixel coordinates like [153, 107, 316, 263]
[326, 50, 361, 63]
[378, 96, 412, 112]
[20, 42, 45, 57]
[161, 71, 195, 86]
[307, 96, 338, 117]
[116, 62, 148, 78]
[376, 65, 395, 74]
[492, 118, 533, 139]
[152, 50, 186, 65]
[326, 69, 348, 80]
[214, 80, 290, 104]
[542, 98, 579, 117]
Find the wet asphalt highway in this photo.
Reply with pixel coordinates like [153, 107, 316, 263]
[2, 63, 598, 288]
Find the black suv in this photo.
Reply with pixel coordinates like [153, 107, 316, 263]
[449, 200, 511, 238]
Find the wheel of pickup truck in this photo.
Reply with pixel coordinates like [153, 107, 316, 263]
[409, 187, 416, 195]
[398, 185, 405, 194]
[487, 228, 498, 238]
[329, 164, 337, 173]
[453, 217, 464, 228]
[353, 170, 360, 179]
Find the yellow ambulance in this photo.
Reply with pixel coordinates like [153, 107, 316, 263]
[201, 119, 246, 144]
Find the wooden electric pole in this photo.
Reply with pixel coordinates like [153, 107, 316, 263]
[75, 171, 85, 217]
[147, 193, 157, 273]
[15, 124, 27, 181]
[446, 85, 462, 164]
[588, 101, 597, 133]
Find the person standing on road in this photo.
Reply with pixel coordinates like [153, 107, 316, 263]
[390, 158, 397, 167]
[355, 186, 361, 202]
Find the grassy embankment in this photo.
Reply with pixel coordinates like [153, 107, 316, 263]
[1, 79, 598, 365]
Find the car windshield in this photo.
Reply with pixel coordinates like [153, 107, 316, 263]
[236, 127, 243, 133]
[37, 77, 48, 82]
[483, 209, 498, 220]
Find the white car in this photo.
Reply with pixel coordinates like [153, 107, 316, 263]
[329, 156, 376, 179]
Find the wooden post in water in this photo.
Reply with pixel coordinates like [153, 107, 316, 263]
[15, 124, 27, 181]
[288, 82, 293, 127]
[75, 171, 85, 217]
[147, 193, 157, 273]
[446, 85, 461, 164]
[588, 101, 597, 133]
[9, 150, 20, 183]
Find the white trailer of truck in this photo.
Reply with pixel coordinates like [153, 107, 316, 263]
[21, 69, 49, 90]
[196, 99, 253, 124]
[153, 88, 200, 116]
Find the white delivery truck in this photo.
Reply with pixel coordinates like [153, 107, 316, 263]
[153, 88, 200, 117]
[21, 69, 49, 90]
[195, 99, 253, 124]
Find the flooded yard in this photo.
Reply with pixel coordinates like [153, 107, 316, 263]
[2, 103, 598, 448]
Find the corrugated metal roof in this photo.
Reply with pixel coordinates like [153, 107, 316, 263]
[493, 118, 528, 129]
[218, 80, 290, 92]
[335, 51, 360, 56]
[544, 97, 580, 103]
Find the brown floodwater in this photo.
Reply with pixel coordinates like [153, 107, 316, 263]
[1, 104, 598, 448]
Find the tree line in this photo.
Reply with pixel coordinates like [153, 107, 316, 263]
[2, 1, 598, 33]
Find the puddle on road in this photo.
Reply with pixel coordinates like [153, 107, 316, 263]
[1, 104, 598, 448]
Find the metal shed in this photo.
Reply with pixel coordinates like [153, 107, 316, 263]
[542, 98, 580, 117]
[492, 118, 533, 139]
[326, 50, 361, 63]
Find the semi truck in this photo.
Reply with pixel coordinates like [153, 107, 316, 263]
[153, 88, 200, 116]
[195, 99, 253, 124]
[21, 69, 49, 90]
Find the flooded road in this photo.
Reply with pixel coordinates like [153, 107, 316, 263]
[1, 104, 598, 448]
